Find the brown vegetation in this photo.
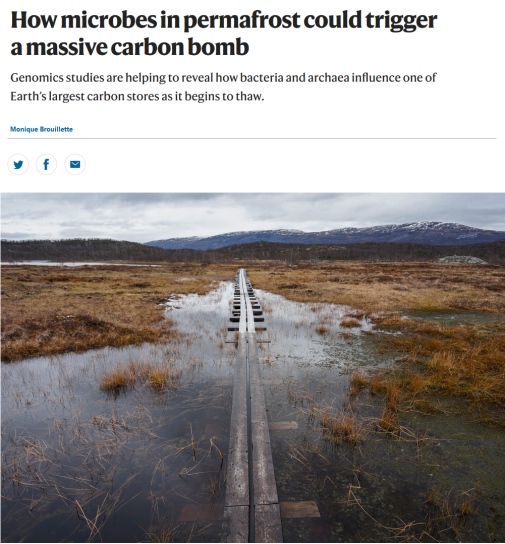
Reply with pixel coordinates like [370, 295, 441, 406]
[248, 261, 505, 314]
[249, 262, 505, 422]
[1, 263, 236, 362]
[423, 486, 478, 539]
[100, 359, 182, 393]
[3, 260, 504, 423]
[370, 315, 505, 420]
[316, 407, 366, 445]
[340, 317, 362, 328]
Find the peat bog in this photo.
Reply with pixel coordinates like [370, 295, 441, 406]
[1, 261, 504, 542]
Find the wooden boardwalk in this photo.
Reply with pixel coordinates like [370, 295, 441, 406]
[223, 269, 282, 543]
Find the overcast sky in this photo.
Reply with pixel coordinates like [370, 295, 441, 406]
[1, 193, 504, 242]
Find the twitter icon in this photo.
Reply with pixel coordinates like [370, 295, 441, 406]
[8, 154, 28, 175]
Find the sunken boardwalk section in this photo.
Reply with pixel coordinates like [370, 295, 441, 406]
[222, 269, 283, 543]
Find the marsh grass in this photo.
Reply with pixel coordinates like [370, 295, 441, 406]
[100, 366, 135, 391]
[248, 262, 505, 422]
[100, 359, 182, 393]
[315, 325, 330, 335]
[377, 408, 400, 436]
[1, 264, 237, 362]
[316, 407, 367, 445]
[144, 519, 181, 543]
[423, 486, 478, 539]
[372, 317, 505, 422]
[149, 367, 183, 391]
[248, 262, 505, 315]
[349, 370, 368, 395]
[340, 317, 362, 328]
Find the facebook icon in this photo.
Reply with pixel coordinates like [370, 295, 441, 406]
[37, 154, 56, 174]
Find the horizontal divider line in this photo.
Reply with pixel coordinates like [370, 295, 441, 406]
[7, 137, 497, 140]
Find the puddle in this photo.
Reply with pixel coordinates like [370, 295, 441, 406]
[255, 292, 505, 542]
[1, 283, 235, 543]
[404, 309, 505, 327]
[2, 281, 504, 542]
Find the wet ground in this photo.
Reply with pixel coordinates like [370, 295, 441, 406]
[2, 281, 504, 542]
[257, 291, 505, 542]
[405, 309, 505, 327]
[1, 283, 235, 543]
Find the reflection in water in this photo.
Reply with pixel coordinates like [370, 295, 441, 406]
[255, 290, 505, 543]
[1, 283, 234, 543]
[2, 282, 504, 542]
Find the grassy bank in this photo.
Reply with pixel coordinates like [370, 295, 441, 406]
[248, 261, 505, 314]
[1, 263, 236, 362]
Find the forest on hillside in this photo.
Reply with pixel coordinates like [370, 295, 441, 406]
[2, 238, 504, 264]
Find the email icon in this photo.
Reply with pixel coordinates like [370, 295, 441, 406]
[65, 155, 85, 175]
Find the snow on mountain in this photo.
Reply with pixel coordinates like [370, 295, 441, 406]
[145, 223, 505, 250]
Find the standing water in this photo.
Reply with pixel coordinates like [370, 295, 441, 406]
[2, 281, 504, 542]
[2, 282, 235, 542]
[255, 289, 505, 542]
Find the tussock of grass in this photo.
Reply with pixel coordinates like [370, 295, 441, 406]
[100, 366, 136, 391]
[148, 367, 182, 391]
[349, 370, 368, 395]
[377, 408, 400, 435]
[385, 382, 400, 412]
[317, 408, 367, 445]
[100, 360, 182, 393]
[340, 317, 361, 328]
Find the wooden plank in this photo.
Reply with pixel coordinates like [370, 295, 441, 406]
[238, 270, 247, 334]
[246, 299, 255, 334]
[279, 501, 321, 519]
[222, 505, 248, 543]
[178, 503, 223, 522]
[225, 334, 249, 508]
[224, 270, 283, 542]
[269, 421, 299, 431]
[255, 504, 283, 543]
[248, 334, 279, 507]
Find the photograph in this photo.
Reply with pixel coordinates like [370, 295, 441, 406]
[1, 193, 504, 542]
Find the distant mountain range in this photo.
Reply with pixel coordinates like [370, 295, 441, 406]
[145, 222, 505, 250]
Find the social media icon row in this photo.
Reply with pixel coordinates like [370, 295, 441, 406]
[8, 154, 86, 175]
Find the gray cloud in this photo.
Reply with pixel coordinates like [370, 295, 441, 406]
[1, 193, 504, 243]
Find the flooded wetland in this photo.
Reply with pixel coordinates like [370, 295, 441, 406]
[2, 262, 504, 542]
